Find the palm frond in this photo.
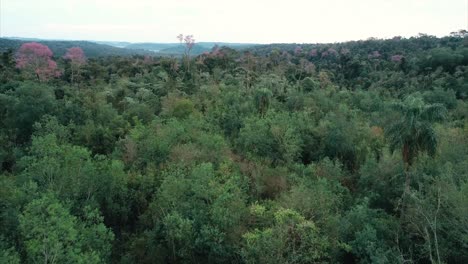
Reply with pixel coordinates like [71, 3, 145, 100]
[388, 101, 405, 113]
[418, 125, 438, 157]
[421, 103, 447, 122]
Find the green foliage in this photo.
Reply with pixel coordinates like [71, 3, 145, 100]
[0, 82, 57, 143]
[422, 47, 465, 72]
[18, 134, 128, 227]
[161, 92, 197, 119]
[238, 111, 303, 164]
[301, 76, 320, 92]
[0, 235, 20, 264]
[385, 95, 446, 166]
[19, 192, 114, 263]
[358, 152, 404, 211]
[253, 88, 272, 116]
[0, 34, 467, 263]
[340, 200, 400, 263]
[137, 163, 248, 263]
[401, 160, 468, 263]
[0, 246, 20, 264]
[316, 106, 375, 171]
[242, 208, 331, 263]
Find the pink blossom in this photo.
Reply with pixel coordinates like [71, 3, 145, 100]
[177, 34, 196, 57]
[391, 55, 404, 63]
[368, 50, 381, 59]
[143, 55, 154, 65]
[302, 60, 316, 73]
[211, 45, 220, 55]
[183, 35, 195, 50]
[15, 42, 61, 81]
[309, 49, 318, 57]
[294, 46, 303, 55]
[340, 48, 350, 55]
[207, 45, 226, 58]
[63, 47, 86, 66]
[281, 51, 292, 61]
[327, 48, 338, 56]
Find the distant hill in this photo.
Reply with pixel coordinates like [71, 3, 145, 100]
[124, 43, 180, 52]
[158, 44, 212, 55]
[121, 42, 258, 55]
[0, 38, 155, 58]
[0, 37, 259, 57]
[94, 41, 133, 48]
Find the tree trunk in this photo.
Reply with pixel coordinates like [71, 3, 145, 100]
[402, 143, 411, 193]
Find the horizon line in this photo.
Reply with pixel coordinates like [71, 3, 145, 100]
[2, 30, 465, 46]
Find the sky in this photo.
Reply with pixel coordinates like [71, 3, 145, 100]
[1, 0, 467, 44]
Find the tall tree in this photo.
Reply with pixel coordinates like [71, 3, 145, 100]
[385, 96, 446, 188]
[177, 34, 195, 71]
[15, 42, 60, 81]
[63, 47, 86, 84]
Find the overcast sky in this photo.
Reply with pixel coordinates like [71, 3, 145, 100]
[1, 0, 467, 43]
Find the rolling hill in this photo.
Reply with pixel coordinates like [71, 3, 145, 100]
[0, 37, 259, 57]
[105, 41, 258, 55]
[0, 38, 155, 57]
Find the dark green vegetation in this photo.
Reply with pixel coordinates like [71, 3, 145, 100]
[1, 32, 467, 263]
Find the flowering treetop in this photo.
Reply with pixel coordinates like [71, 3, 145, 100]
[15, 42, 60, 81]
[294, 46, 303, 55]
[63, 47, 86, 66]
[391, 54, 404, 63]
[177, 34, 196, 56]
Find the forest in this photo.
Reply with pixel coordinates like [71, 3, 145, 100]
[0, 31, 467, 263]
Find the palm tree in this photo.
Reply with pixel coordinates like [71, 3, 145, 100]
[385, 96, 446, 189]
[254, 88, 273, 117]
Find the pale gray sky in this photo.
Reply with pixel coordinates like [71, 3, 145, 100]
[1, 0, 467, 43]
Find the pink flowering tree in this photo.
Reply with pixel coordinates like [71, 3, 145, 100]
[177, 34, 196, 71]
[327, 48, 338, 56]
[391, 55, 404, 63]
[340, 48, 350, 55]
[177, 34, 195, 57]
[209, 44, 222, 57]
[143, 55, 154, 65]
[368, 51, 381, 71]
[368, 50, 381, 59]
[294, 46, 303, 56]
[15, 42, 61, 81]
[309, 49, 318, 57]
[63, 47, 86, 83]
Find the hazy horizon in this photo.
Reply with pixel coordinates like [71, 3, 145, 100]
[1, 0, 467, 44]
[1, 31, 465, 46]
